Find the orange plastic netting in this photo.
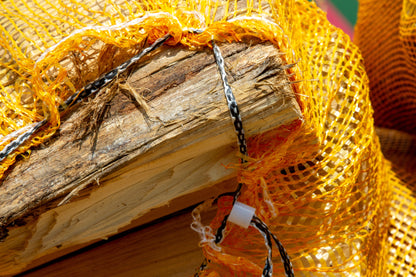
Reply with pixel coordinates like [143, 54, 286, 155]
[355, 0, 416, 135]
[354, 0, 416, 276]
[0, 0, 415, 276]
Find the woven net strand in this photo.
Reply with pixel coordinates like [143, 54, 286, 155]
[354, 0, 416, 276]
[0, 0, 415, 276]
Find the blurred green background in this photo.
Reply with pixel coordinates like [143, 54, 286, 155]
[309, 0, 359, 38]
[330, 0, 358, 26]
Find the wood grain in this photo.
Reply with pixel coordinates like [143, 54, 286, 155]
[18, 207, 213, 277]
[0, 41, 302, 275]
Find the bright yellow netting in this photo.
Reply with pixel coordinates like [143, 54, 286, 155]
[0, 0, 415, 276]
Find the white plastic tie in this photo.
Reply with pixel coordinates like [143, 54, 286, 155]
[228, 201, 256, 229]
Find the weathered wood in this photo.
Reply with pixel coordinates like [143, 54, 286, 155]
[0, 41, 302, 275]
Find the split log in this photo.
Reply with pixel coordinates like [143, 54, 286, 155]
[19, 207, 214, 277]
[0, 41, 302, 275]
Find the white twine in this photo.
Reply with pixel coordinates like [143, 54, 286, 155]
[191, 201, 222, 252]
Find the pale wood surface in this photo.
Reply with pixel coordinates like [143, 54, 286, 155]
[19, 207, 211, 277]
[0, 41, 302, 275]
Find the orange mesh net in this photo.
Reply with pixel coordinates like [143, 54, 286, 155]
[355, 0, 416, 135]
[353, 1, 416, 276]
[0, 0, 415, 276]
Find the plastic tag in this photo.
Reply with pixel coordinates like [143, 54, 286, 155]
[228, 201, 256, 229]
